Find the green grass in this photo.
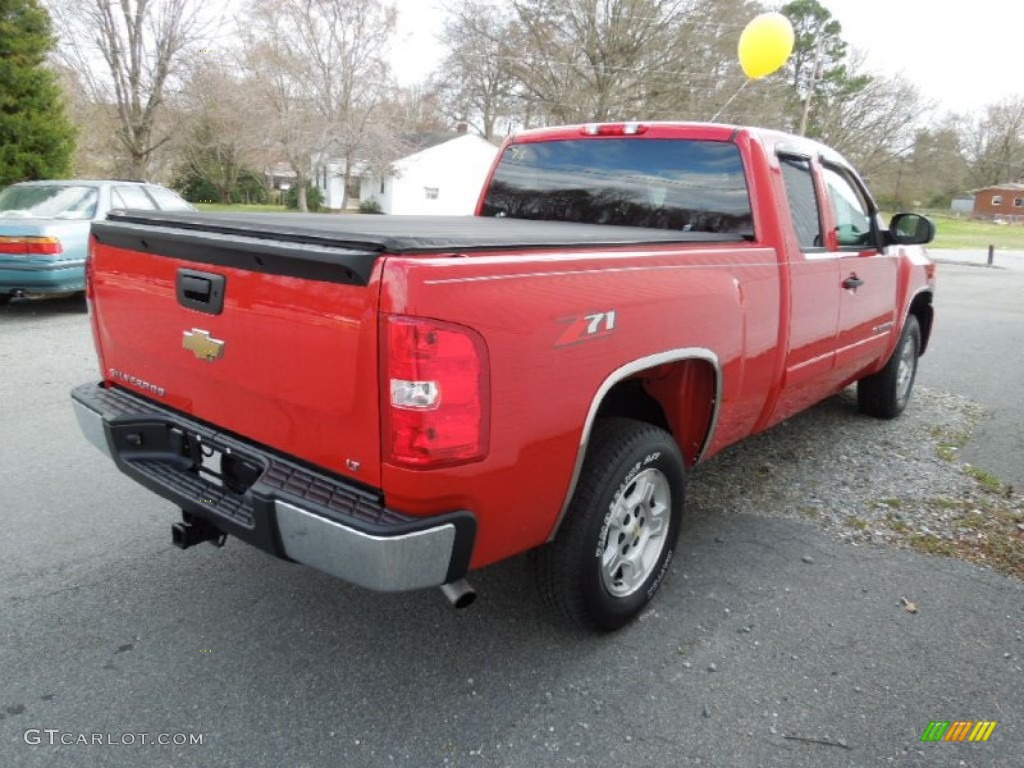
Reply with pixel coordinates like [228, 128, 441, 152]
[928, 214, 1024, 251]
[882, 482, 1023, 579]
[930, 424, 972, 463]
[904, 497, 1024, 579]
[908, 533, 958, 557]
[885, 515, 909, 533]
[964, 466, 1007, 494]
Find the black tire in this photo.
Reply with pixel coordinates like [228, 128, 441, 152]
[0, 294, 11, 306]
[536, 417, 684, 631]
[857, 315, 920, 419]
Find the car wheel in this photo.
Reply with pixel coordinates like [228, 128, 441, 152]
[0, 294, 11, 306]
[536, 417, 684, 631]
[857, 315, 920, 419]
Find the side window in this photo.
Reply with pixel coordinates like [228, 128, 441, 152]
[114, 185, 157, 210]
[147, 186, 192, 211]
[822, 166, 873, 248]
[779, 155, 823, 250]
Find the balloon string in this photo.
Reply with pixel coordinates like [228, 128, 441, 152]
[709, 79, 750, 123]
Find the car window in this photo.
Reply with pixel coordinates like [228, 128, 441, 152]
[778, 156, 823, 251]
[822, 166, 873, 248]
[113, 186, 157, 210]
[480, 138, 754, 235]
[0, 185, 98, 219]
[147, 185, 193, 211]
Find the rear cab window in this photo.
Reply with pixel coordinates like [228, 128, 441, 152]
[480, 139, 754, 237]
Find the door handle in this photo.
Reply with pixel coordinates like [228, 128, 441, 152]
[842, 274, 864, 290]
[181, 275, 211, 302]
[177, 268, 226, 315]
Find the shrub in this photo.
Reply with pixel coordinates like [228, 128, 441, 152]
[285, 183, 323, 212]
[232, 169, 269, 205]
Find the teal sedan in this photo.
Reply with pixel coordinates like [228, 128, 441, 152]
[0, 180, 193, 304]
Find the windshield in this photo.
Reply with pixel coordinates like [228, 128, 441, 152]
[0, 185, 99, 220]
[480, 138, 753, 235]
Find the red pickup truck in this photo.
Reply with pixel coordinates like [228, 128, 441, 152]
[72, 122, 935, 630]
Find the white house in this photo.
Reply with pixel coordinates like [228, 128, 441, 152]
[316, 133, 500, 215]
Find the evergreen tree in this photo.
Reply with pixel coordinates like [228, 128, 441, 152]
[781, 0, 871, 137]
[0, 0, 75, 186]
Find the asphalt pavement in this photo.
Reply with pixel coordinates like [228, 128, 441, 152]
[920, 250, 1024, 489]
[1, 258, 1021, 767]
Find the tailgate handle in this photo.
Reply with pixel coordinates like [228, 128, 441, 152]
[177, 269, 225, 315]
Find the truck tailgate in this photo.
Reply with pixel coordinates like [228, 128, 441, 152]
[88, 217, 383, 486]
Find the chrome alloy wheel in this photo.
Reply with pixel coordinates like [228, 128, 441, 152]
[896, 331, 917, 404]
[600, 468, 672, 598]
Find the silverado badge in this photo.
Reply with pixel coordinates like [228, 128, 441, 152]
[183, 328, 225, 362]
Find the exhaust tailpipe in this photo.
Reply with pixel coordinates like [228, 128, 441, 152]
[172, 514, 226, 549]
[440, 579, 477, 609]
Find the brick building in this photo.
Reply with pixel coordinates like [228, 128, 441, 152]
[972, 183, 1024, 217]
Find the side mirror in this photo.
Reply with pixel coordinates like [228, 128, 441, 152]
[888, 213, 935, 245]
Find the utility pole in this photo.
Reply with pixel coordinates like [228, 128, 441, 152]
[799, 37, 824, 137]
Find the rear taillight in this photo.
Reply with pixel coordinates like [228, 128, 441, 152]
[0, 236, 62, 255]
[382, 315, 489, 468]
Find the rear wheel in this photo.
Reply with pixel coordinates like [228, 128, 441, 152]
[857, 315, 920, 418]
[536, 417, 684, 631]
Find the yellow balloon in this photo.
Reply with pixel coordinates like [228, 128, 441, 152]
[738, 12, 795, 80]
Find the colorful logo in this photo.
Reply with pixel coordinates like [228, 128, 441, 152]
[920, 721, 997, 742]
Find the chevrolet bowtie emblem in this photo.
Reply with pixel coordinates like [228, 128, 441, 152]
[182, 328, 225, 362]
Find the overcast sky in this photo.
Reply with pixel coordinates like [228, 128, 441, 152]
[388, 0, 1019, 118]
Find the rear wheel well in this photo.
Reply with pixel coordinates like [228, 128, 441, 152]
[595, 379, 670, 433]
[909, 292, 934, 355]
[593, 359, 717, 466]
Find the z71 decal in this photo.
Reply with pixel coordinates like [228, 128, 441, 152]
[555, 310, 617, 347]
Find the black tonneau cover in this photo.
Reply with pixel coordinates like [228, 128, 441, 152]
[93, 210, 745, 286]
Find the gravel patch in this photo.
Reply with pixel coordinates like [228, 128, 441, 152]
[689, 387, 1024, 578]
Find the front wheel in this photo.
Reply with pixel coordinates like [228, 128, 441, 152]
[857, 315, 920, 418]
[536, 417, 684, 631]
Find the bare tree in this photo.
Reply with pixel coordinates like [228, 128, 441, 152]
[434, 1, 522, 140]
[650, 0, 773, 124]
[960, 97, 1024, 188]
[241, 8, 318, 211]
[386, 85, 449, 134]
[897, 120, 971, 208]
[242, 0, 397, 212]
[47, 0, 208, 179]
[53, 63, 122, 178]
[506, 0, 703, 123]
[810, 65, 924, 177]
[175, 57, 266, 203]
[433, 0, 768, 130]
